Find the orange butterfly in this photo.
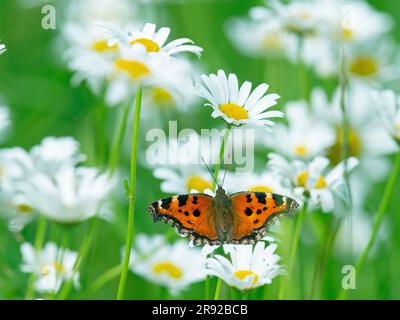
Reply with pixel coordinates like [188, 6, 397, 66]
[147, 185, 299, 245]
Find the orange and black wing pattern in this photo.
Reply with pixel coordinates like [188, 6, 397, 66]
[230, 191, 298, 244]
[147, 194, 219, 245]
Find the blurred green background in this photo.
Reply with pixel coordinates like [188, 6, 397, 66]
[0, 0, 400, 299]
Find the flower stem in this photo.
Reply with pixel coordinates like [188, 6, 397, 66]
[338, 152, 400, 300]
[209, 123, 232, 300]
[117, 85, 143, 300]
[278, 201, 308, 300]
[107, 99, 131, 179]
[214, 278, 223, 300]
[211, 124, 232, 190]
[25, 215, 47, 300]
[58, 219, 98, 300]
[86, 265, 123, 297]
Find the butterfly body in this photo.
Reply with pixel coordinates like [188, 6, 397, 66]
[148, 185, 298, 245]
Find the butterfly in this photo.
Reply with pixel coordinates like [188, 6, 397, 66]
[147, 185, 299, 245]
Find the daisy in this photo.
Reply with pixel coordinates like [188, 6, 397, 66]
[0, 41, 6, 55]
[267, 153, 358, 212]
[311, 84, 397, 182]
[107, 22, 203, 56]
[153, 166, 214, 195]
[30, 136, 86, 176]
[127, 235, 206, 295]
[18, 165, 113, 224]
[226, 17, 297, 60]
[318, 0, 392, 45]
[206, 242, 284, 291]
[229, 170, 290, 196]
[20, 242, 79, 294]
[346, 38, 399, 84]
[195, 70, 282, 127]
[250, 0, 320, 36]
[371, 89, 400, 144]
[0, 148, 36, 231]
[268, 100, 335, 159]
[17, 165, 112, 224]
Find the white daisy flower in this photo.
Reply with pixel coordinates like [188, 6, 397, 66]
[19, 164, 113, 224]
[371, 89, 400, 144]
[311, 84, 398, 182]
[153, 166, 214, 195]
[268, 100, 335, 159]
[206, 242, 284, 291]
[226, 17, 297, 60]
[0, 148, 37, 231]
[267, 153, 358, 212]
[127, 235, 206, 295]
[229, 170, 290, 197]
[107, 22, 203, 57]
[251, 0, 320, 36]
[195, 70, 282, 127]
[30, 136, 86, 176]
[20, 242, 79, 294]
[318, 0, 392, 44]
[0, 41, 6, 55]
[346, 38, 399, 84]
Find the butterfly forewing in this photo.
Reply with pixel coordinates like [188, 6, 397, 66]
[230, 191, 299, 243]
[147, 193, 220, 244]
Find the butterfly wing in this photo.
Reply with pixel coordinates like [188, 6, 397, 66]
[229, 191, 299, 243]
[148, 194, 221, 245]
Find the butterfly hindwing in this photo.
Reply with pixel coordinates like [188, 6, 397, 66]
[147, 194, 220, 245]
[230, 191, 299, 243]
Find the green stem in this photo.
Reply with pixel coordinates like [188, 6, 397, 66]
[209, 123, 232, 300]
[278, 201, 308, 300]
[211, 124, 232, 190]
[107, 99, 131, 179]
[117, 85, 143, 300]
[241, 291, 248, 300]
[25, 215, 47, 300]
[214, 278, 223, 300]
[297, 36, 308, 101]
[338, 152, 400, 300]
[58, 219, 97, 300]
[86, 265, 123, 297]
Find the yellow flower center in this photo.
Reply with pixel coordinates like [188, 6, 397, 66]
[40, 262, 65, 276]
[115, 59, 150, 80]
[294, 145, 309, 157]
[248, 186, 273, 193]
[219, 103, 249, 121]
[130, 38, 160, 52]
[186, 176, 212, 193]
[297, 171, 327, 189]
[152, 262, 183, 279]
[16, 204, 33, 214]
[234, 270, 259, 286]
[151, 87, 174, 105]
[341, 26, 353, 41]
[329, 127, 362, 164]
[92, 39, 117, 52]
[315, 176, 327, 189]
[297, 171, 309, 188]
[262, 35, 283, 50]
[349, 56, 378, 77]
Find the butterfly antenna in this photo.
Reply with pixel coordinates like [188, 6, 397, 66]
[201, 156, 218, 186]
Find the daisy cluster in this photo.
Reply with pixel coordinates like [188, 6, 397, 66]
[228, 0, 399, 83]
